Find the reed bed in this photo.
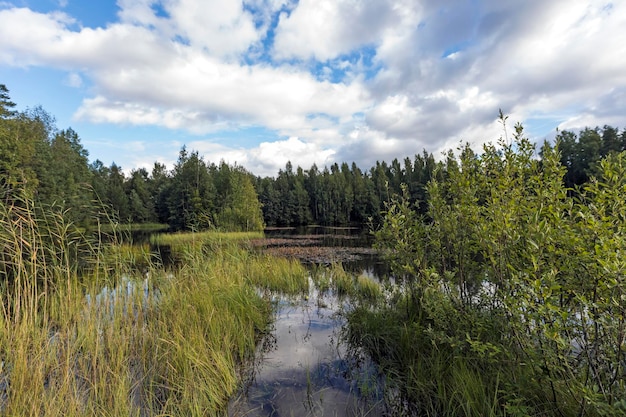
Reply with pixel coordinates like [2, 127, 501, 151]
[243, 253, 309, 294]
[151, 230, 263, 248]
[331, 263, 353, 296]
[353, 275, 381, 302]
[310, 262, 381, 302]
[152, 229, 308, 295]
[0, 195, 300, 416]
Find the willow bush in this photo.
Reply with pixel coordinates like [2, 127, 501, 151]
[361, 121, 626, 416]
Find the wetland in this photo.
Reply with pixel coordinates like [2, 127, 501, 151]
[0, 219, 392, 416]
[229, 226, 388, 416]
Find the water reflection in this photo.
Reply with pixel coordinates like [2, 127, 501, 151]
[229, 227, 390, 416]
[229, 279, 384, 417]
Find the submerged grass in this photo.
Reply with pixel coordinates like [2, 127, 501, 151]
[0, 195, 301, 416]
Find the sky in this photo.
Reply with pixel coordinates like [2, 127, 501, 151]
[1, 0, 625, 177]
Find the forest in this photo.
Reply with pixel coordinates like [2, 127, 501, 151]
[3, 84, 626, 232]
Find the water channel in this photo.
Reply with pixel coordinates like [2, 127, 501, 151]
[228, 227, 389, 417]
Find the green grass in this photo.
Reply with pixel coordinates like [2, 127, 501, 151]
[0, 197, 302, 416]
[353, 274, 381, 302]
[151, 229, 263, 247]
[91, 222, 169, 233]
[244, 252, 309, 294]
[310, 263, 381, 302]
[342, 287, 590, 417]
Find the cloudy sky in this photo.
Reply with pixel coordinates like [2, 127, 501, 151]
[1, 0, 624, 177]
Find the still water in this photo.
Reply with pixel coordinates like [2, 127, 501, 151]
[228, 227, 387, 416]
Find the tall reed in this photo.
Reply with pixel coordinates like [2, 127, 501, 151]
[0, 191, 302, 415]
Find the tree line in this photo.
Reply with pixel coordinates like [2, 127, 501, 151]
[255, 153, 439, 227]
[0, 84, 263, 232]
[2, 83, 626, 232]
[256, 124, 626, 227]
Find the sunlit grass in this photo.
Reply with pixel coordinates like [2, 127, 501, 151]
[0, 197, 300, 415]
[91, 222, 169, 233]
[244, 253, 309, 294]
[145, 252, 272, 414]
[151, 230, 263, 247]
[309, 263, 380, 302]
[330, 263, 352, 296]
[102, 242, 155, 272]
[353, 274, 381, 302]
[311, 265, 331, 293]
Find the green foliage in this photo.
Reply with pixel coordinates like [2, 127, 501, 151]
[369, 119, 626, 416]
[0, 108, 50, 196]
[353, 274, 381, 302]
[0, 86, 266, 233]
[257, 153, 439, 227]
[0, 199, 300, 416]
[556, 125, 626, 188]
[166, 147, 215, 231]
[0, 84, 16, 118]
[213, 162, 265, 232]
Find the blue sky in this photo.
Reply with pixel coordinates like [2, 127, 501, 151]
[1, 0, 625, 177]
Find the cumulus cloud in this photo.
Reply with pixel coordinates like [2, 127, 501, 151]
[160, 0, 260, 57]
[0, 0, 625, 176]
[187, 136, 335, 177]
[271, 0, 407, 61]
[75, 53, 371, 136]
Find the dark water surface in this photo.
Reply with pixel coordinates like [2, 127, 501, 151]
[228, 227, 387, 416]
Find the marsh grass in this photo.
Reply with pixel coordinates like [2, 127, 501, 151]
[102, 242, 155, 273]
[343, 289, 577, 417]
[0, 193, 301, 416]
[244, 253, 308, 294]
[353, 275, 381, 302]
[310, 263, 381, 303]
[310, 265, 331, 293]
[331, 263, 353, 297]
[152, 229, 308, 295]
[151, 229, 263, 248]
[95, 222, 168, 233]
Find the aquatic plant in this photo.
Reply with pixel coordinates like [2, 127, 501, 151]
[0, 191, 301, 415]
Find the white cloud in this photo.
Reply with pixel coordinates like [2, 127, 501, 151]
[75, 54, 371, 136]
[116, 0, 164, 27]
[0, 8, 76, 66]
[186, 136, 335, 177]
[272, 0, 417, 61]
[1, 1, 626, 176]
[162, 0, 260, 57]
[116, 0, 263, 58]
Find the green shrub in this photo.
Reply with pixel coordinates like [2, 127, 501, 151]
[367, 120, 626, 416]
